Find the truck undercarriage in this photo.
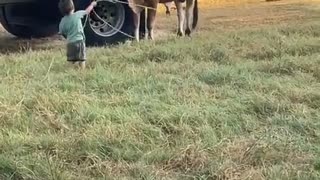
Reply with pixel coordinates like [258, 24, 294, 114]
[0, 0, 135, 45]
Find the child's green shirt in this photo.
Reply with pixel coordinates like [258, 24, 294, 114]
[59, 10, 87, 43]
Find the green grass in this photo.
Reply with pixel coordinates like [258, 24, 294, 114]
[1, 14, 320, 180]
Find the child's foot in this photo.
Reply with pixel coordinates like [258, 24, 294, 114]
[67, 61, 76, 68]
[78, 61, 86, 70]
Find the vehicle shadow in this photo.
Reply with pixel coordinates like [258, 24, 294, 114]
[0, 34, 63, 54]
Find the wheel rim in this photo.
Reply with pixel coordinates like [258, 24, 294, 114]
[89, 1, 125, 37]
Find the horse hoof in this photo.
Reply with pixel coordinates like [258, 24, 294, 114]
[185, 29, 191, 36]
[148, 35, 154, 40]
[139, 32, 145, 38]
[177, 31, 183, 37]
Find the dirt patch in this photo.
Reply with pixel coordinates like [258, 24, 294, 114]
[156, 0, 314, 37]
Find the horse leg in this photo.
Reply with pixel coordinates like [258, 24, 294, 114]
[174, 0, 185, 36]
[165, 6, 170, 15]
[185, 0, 195, 36]
[147, 8, 157, 40]
[133, 12, 141, 42]
[164, 3, 170, 15]
[140, 9, 146, 39]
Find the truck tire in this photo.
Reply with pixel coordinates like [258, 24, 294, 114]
[0, 3, 59, 38]
[0, 0, 134, 45]
[83, 0, 134, 46]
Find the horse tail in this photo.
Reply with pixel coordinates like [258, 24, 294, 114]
[192, 0, 198, 29]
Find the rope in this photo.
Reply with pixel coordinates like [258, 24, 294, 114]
[91, 9, 135, 39]
[83, 13, 89, 29]
[82, 0, 156, 39]
[82, 13, 89, 41]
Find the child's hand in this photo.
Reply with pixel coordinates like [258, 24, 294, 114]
[91, 1, 97, 7]
[86, 1, 97, 14]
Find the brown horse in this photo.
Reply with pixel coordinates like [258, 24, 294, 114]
[128, 0, 198, 41]
[128, 0, 158, 41]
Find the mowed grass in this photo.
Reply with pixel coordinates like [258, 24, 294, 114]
[1, 7, 320, 180]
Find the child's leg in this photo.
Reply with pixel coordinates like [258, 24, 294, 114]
[79, 41, 86, 70]
[67, 41, 86, 70]
[67, 61, 85, 69]
[67, 61, 77, 68]
[78, 61, 86, 69]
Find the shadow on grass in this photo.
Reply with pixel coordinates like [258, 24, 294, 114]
[0, 35, 63, 54]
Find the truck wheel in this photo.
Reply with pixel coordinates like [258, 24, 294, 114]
[84, 0, 134, 46]
[0, 3, 59, 38]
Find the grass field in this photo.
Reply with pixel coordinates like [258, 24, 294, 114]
[0, 0, 320, 179]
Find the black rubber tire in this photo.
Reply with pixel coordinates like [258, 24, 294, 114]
[83, 2, 134, 46]
[0, 4, 58, 38]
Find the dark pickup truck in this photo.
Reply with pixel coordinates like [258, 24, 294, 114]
[0, 0, 134, 45]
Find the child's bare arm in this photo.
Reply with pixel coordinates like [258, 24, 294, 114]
[74, 2, 97, 19]
[85, 1, 97, 14]
[58, 23, 67, 39]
